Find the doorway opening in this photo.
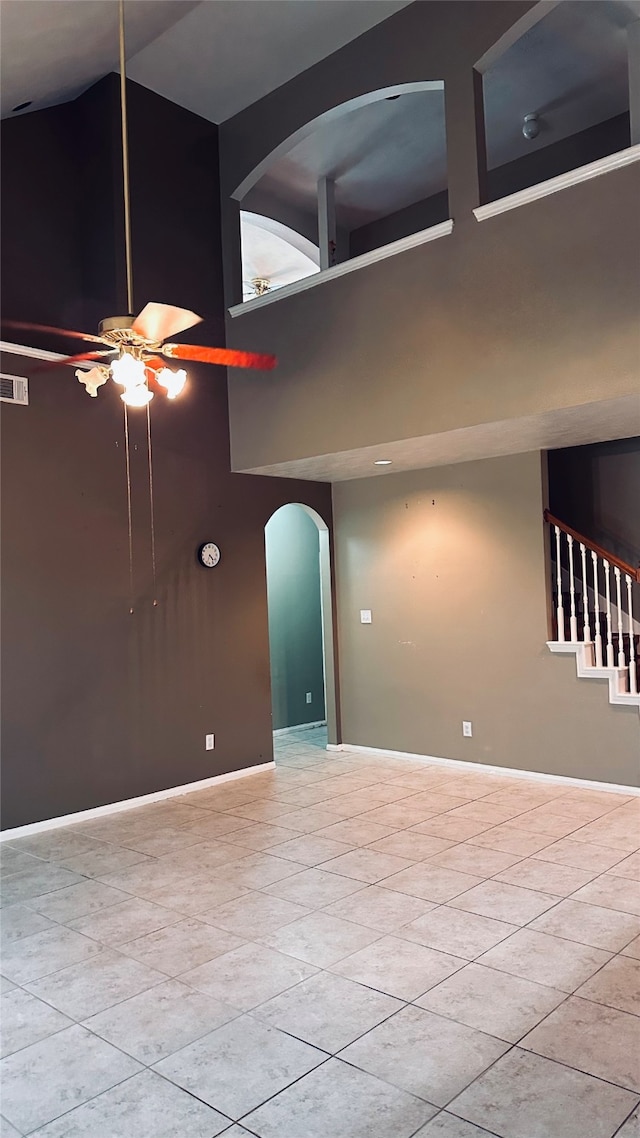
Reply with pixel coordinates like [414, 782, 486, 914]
[264, 503, 337, 761]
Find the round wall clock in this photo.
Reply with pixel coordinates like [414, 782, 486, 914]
[198, 542, 221, 568]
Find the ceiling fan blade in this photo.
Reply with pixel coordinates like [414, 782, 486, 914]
[163, 343, 277, 370]
[131, 302, 202, 343]
[31, 350, 114, 373]
[1, 319, 104, 344]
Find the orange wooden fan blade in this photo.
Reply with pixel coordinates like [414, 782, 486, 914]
[131, 302, 202, 343]
[163, 343, 277, 370]
[31, 351, 113, 373]
[2, 319, 104, 344]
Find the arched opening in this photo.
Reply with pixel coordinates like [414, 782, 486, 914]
[235, 81, 448, 292]
[240, 211, 319, 301]
[264, 503, 337, 760]
[478, 0, 634, 203]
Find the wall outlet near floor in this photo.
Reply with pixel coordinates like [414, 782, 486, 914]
[360, 609, 372, 624]
[205, 733, 215, 750]
[462, 721, 473, 738]
[305, 692, 312, 704]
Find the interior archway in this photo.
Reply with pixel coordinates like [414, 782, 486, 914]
[264, 503, 338, 758]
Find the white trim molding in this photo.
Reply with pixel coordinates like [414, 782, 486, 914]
[327, 742, 640, 795]
[273, 720, 327, 736]
[548, 641, 640, 711]
[229, 220, 454, 317]
[474, 145, 640, 222]
[0, 340, 94, 368]
[0, 760, 276, 842]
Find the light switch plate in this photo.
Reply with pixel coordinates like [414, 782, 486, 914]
[360, 610, 372, 624]
[462, 721, 472, 737]
[205, 733, 215, 750]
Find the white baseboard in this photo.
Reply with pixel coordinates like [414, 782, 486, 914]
[0, 760, 276, 842]
[329, 742, 640, 796]
[274, 721, 327, 736]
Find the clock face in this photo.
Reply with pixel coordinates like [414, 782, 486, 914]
[198, 542, 220, 568]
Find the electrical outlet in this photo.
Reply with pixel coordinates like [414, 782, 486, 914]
[306, 692, 312, 704]
[360, 609, 372, 624]
[205, 733, 215, 750]
[462, 721, 473, 738]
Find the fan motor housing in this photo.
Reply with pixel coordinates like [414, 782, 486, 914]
[99, 315, 135, 335]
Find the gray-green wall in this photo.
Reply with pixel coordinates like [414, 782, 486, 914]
[266, 505, 325, 730]
[333, 453, 640, 785]
[220, 2, 639, 475]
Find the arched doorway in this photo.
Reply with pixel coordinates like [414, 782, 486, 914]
[264, 503, 337, 759]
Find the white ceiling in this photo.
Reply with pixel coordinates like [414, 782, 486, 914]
[0, 0, 411, 123]
[241, 212, 319, 298]
[0, 1, 199, 118]
[255, 88, 447, 230]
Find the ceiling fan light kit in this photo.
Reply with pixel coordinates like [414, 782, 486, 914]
[4, 3, 276, 405]
[3, 1, 277, 614]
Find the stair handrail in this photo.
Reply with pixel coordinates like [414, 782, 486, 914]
[544, 510, 640, 583]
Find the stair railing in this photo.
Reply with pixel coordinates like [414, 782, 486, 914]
[544, 510, 639, 696]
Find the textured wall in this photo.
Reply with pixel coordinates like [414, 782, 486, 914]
[219, 2, 639, 474]
[0, 80, 332, 829]
[333, 453, 639, 784]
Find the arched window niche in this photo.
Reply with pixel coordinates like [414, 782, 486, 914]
[477, 0, 637, 211]
[231, 82, 452, 313]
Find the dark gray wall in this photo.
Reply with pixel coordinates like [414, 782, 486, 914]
[486, 113, 630, 201]
[219, 1, 638, 476]
[265, 505, 325, 729]
[0, 80, 333, 830]
[549, 438, 640, 570]
[219, 1, 535, 306]
[349, 190, 450, 259]
[349, 112, 626, 258]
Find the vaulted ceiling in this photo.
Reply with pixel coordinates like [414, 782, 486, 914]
[0, 0, 411, 122]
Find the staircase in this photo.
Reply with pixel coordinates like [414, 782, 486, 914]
[545, 510, 640, 711]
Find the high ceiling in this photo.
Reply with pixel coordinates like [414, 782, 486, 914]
[0, 0, 411, 123]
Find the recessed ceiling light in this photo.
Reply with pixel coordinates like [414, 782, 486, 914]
[374, 459, 392, 466]
[12, 100, 32, 113]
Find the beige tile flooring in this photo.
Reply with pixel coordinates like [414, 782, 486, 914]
[1, 727, 640, 1137]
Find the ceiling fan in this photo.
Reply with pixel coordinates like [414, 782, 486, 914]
[3, 0, 276, 408]
[4, 304, 276, 404]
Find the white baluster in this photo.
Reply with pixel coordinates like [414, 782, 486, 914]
[604, 560, 615, 668]
[580, 543, 590, 646]
[567, 535, 578, 641]
[592, 551, 603, 667]
[614, 566, 626, 669]
[627, 574, 638, 696]
[554, 526, 564, 642]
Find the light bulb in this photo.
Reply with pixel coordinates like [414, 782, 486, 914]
[156, 367, 187, 399]
[121, 384, 153, 407]
[110, 352, 146, 388]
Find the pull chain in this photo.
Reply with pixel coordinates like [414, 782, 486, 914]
[146, 402, 158, 606]
[123, 403, 134, 614]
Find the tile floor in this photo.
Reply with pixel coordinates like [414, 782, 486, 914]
[1, 725, 639, 1137]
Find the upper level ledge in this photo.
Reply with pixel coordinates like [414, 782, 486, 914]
[474, 144, 640, 222]
[228, 219, 454, 318]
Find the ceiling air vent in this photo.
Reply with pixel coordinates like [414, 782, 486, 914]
[0, 373, 29, 405]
